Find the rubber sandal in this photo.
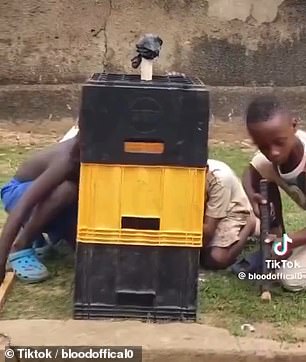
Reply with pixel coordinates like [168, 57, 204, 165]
[8, 248, 49, 283]
[230, 250, 262, 276]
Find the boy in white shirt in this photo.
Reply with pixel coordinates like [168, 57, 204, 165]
[242, 95, 306, 292]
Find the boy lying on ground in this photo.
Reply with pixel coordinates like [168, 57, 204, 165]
[242, 95, 306, 292]
[200, 159, 256, 270]
[0, 136, 80, 285]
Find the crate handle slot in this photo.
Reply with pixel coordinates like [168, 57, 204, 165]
[116, 290, 156, 307]
[121, 217, 160, 230]
[124, 140, 164, 154]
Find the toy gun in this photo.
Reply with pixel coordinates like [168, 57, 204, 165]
[259, 179, 272, 302]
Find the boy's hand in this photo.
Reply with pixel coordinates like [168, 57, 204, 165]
[251, 192, 266, 218]
[266, 233, 277, 244]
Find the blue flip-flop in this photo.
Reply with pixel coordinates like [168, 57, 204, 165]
[230, 250, 262, 276]
[8, 248, 49, 283]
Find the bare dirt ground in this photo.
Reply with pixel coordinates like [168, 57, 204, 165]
[0, 118, 75, 147]
[209, 119, 249, 142]
[0, 118, 255, 149]
[201, 315, 306, 343]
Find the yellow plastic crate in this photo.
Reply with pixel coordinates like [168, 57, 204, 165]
[77, 163, 206, 247]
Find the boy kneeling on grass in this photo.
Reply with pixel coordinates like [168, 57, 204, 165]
[0, 135, 80, 285]
[242, 95, 306, 292]
[200, 159, 256, 270]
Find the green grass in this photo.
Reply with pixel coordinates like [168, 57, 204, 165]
[1, 249, 74, 319]
[0, 143, 305, 341]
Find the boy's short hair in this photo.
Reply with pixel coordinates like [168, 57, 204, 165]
[246, 95, 287, 124]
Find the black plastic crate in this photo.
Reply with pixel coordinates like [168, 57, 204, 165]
[73, 243, 200, 321]
[79, 73, 209, 167]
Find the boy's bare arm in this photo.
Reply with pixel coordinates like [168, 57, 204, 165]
[0, 158, 72, 278]
[203, 216, 220, 244]
[242, 165, 285, 231]
[204, 175, 231, 245]
[242, 165, 263, 215]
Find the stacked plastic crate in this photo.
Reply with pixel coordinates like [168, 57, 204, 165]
[74, 73, 210, 321]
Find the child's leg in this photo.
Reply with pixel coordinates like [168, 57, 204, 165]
[12, 180, 77, 251]
[229, 215, 283, 276]
[43, 200, 78, 249]
[7, 180, 77, 283]
[201, 214, 256, 270]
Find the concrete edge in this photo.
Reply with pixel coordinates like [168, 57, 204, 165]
[0, 320, 306, 362]
[1, 84, 306, 122]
